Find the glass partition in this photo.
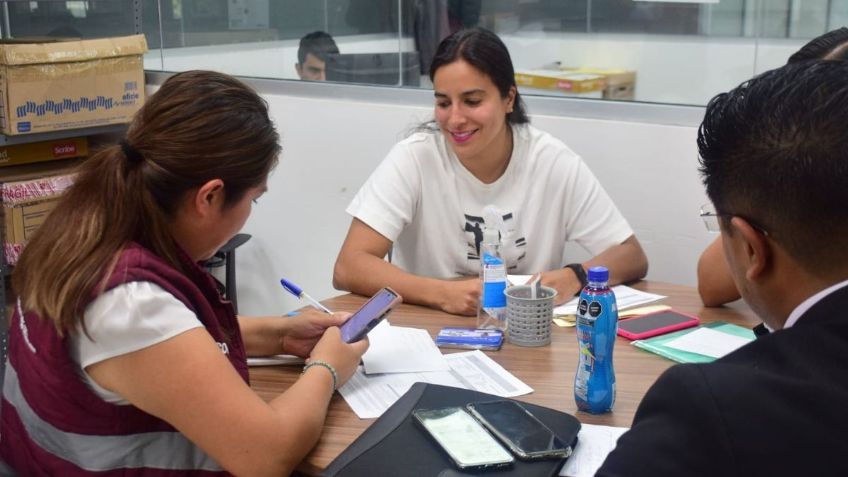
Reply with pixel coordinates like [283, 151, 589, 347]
[2, 1, 846, 107]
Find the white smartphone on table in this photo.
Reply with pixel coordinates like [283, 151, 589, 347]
[413, 406, 514, 470]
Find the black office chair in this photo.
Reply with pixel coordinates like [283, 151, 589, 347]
[205, 233, 251, 313]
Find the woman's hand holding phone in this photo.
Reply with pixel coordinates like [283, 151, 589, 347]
[280, 310, 349, 358]
[303, 287, 401, 388]
[309, 327, 369, 388]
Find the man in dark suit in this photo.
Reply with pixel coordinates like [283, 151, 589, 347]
[597, 60, 848, 476]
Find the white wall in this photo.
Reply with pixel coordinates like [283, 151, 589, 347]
[233, 94, 430, 315]
[229, 90, 712, 316]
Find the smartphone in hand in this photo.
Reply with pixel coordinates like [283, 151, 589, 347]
[339, 287, 402, 343]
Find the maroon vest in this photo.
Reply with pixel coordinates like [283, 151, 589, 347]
[0, 243, 248, 475]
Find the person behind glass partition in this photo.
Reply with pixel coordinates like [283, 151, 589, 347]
[697, 26, 848, 308]
[296, 31, 340, 81]
[333, 27, 648, 316]
[0, 70, 368, 476]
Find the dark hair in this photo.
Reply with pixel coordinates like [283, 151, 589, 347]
[429, 27, 529, 125]
[698, 60, 848, 272]
[298, 31, 339, 64]
[787, 27, 848, 63]
[14, 70, 280, 333]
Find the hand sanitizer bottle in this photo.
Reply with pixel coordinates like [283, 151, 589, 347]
[477, 228, 507, 331]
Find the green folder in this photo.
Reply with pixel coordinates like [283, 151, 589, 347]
[631, 321, 755, 363]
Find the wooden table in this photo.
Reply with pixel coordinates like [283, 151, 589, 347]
[249, 281, 758, 475]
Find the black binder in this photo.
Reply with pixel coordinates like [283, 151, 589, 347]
[321, 383, 581, 477]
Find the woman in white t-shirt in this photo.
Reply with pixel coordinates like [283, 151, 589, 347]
[334, 28, 648, 315]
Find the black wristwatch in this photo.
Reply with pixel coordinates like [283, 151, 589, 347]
[564, 263, 588, 295]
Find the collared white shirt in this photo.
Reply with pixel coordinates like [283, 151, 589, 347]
[783, 278, 848, 330]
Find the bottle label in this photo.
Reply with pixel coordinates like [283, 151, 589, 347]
[482, 262, 506, 282]
[481, 254, 506, 308]
[574, 316, 595, 402]
[482, 280, 507, 308]
[589, 301, 603, 317]
[578, 298, 588, 316]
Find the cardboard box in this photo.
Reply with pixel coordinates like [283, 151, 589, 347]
[0, 136, 88, 167]
[515, 70, 607, 95]
[1, 159, 78, 265]
[563, 68, 636, 100]
[0, 35, 147, 136]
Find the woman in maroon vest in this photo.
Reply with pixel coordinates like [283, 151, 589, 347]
[0, 70, 368, 476]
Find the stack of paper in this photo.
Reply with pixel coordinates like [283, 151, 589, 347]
[632, 321, 755, 363]
[339, 321, 533, 419]
[361, 320, 449, 374]
[554, 285, 666, 316]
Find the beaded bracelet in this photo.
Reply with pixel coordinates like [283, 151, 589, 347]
[302, 360, 338, 391]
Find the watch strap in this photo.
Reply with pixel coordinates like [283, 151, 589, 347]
[565, 263, 588, 294]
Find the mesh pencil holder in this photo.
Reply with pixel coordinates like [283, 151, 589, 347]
[504, 285, 557, 347]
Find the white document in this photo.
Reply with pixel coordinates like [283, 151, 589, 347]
[338, 369, 465, 419]
[442, 351, 533, 397]
[663, 327, 753, 358]
[560, 423, 629, 477]
[554, 285, 666, 316]
[508, 274, 534, 285]
[339, 350, 533, 419]
[362, 321, 449, 374]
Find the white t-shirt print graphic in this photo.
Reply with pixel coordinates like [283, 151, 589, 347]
[464, 206, 527, 272]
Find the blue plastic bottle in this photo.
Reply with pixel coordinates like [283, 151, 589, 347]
[574, 266, 618, 414]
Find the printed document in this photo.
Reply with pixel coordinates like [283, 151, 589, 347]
[554, 285, 666, 316]
[560, 423, 629, 477]
[339, 350, 533, 419]
[362, 321, 449, 374]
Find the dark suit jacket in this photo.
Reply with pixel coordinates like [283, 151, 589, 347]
[597, 285, 848, 477]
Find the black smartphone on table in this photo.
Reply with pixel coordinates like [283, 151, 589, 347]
[465, 400, 575, 460]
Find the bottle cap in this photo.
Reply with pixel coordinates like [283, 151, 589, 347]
[587, 266, 609, 282]
[483, 228, 499, 244]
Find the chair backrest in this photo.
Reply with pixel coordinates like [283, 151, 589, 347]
[204, 233, 251, 314]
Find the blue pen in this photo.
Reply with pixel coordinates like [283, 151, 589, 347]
[280, 278, 333, 314]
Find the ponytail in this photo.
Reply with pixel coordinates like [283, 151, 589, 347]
[13, 70, 280, 333]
